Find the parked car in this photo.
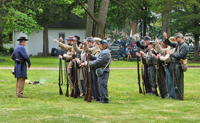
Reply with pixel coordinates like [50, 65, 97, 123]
[109, 40, 120, 51]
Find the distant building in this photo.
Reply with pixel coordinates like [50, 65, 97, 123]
[13, 13, 86, 56]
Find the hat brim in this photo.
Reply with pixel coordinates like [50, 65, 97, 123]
[66, 38, 73, 41]
[17, 39, 28, 41]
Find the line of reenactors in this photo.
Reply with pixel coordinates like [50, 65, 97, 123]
[136, 32, 188, 100]
[53, 36, 111, 103]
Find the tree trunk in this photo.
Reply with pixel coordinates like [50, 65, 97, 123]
[143, 21, 147, 37]
[139, 20, 143, 39]
[162, 18, 171, 40]
[43, 24, 49, 57]
[122, 19, 125, 36]
[85, 0, 94, 38]
[132, 20, 137, 36]
[162, 2, 171, 40]
[0, 29, 3, 46]
[95, 0, 110, 38]
[193, 34, 199, 61]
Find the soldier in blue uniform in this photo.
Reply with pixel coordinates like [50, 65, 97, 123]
[11, 37, 31, 98]
[88, 40, 111, 103]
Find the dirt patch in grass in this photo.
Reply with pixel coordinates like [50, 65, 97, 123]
[188, 60, 200, 63]
[1, 108, 21, 111]
[0, 80, 11, 82]
[155, 116, 170, 120]
[0, 59, 6, 62]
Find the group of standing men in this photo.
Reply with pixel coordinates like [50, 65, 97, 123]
[136, 32, 188, 100]
[54, 36, 111, 103]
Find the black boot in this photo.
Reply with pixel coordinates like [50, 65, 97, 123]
[149, 91, 156, 95]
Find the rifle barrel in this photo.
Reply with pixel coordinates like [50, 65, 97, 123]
[158, 59, 165, 98]
[137, 57, 142, 93]
[170, 57, 184, 100]
[140, 57, 145, 95]
[87, 56, 92, 102]
[65, 61, 69, 97]
[59, 58, 63, 95]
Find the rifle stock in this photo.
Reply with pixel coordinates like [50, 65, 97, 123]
[87, 56, 92, 102]
[140, 57, 145, 95]
[65, 61, 69, 97]
[59, 58, 63, 95]
[80, 54, 87, 100]
[84, 54, 89, 101]
[137, 56, 142, 93]
[170, 57, 184, 100]
[70, 63, 74, 97]
[152, 57, 158, 96]
[158, 59, 165, 98]
[73, 58, 78, 98]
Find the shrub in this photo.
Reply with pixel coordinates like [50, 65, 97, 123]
[0, 45, 6, 52]
[9, 47, 14, 54]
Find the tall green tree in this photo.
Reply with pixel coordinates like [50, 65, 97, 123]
[0, 0, 12, 46]
[13, 0, 75, 56]
[0, 0, 42, 49]
[152, 0, 200, 60]
[107, 0, 156, 39]
[78, 0, 110, 39]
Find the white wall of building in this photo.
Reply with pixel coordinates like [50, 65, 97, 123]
[13, 29, 86, 56]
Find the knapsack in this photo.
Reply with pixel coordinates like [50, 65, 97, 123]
[131, 42, 135, 47]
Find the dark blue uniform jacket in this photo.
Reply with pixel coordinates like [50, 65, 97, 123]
[11, 43, 31, 79]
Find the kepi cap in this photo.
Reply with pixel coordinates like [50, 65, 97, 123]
[93, 37, 101, 43]
[174, 33, 183, 38]
[98, 39, 108, 45]
[66, 36, 73, 40]
[144, 36, 151, 41]
[86, 37, 94, 42]
[148, 41, 156, 46]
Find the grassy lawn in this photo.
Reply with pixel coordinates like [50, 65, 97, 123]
[0, 69, 200, 122]
[0, 55, 200, 68]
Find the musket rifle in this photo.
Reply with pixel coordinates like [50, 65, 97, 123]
[137, 56, 142, 93]
[73, 54, 78, 98]
[65, 61, 69, 97]
[152, 54, 159, 96]
[84, 53, 89, 101]
[87, 54, 92, 102]
[58, 51, 63, 95]
[140, 56, 145, 95]
[158, 59, 165, 98]
[170, 57, 184, 100]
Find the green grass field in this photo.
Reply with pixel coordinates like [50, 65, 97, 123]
[0, 69, 200, 122]
[0, 55, 200, 68]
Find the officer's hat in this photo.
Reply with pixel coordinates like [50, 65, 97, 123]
[17, 37, 29, 41]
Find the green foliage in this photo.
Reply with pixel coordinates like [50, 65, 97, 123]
[5, 7, 42, 36]
[8, 47, 14, 54]
[107, 0, 156, 38]
[0, 45, 6, 52]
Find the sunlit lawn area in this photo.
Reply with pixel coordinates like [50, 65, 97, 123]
[0, 69, 200, 122]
